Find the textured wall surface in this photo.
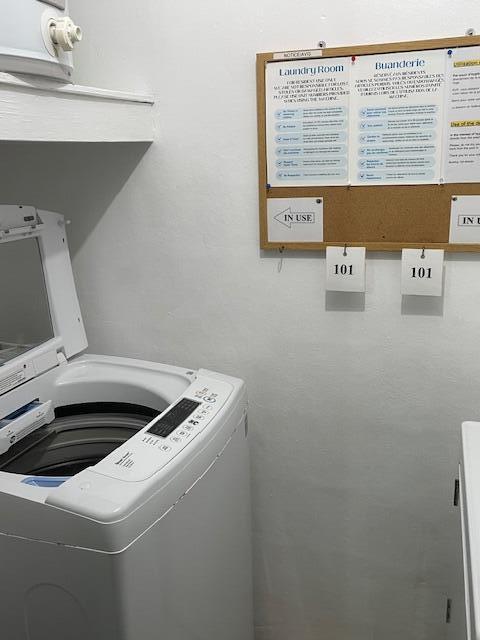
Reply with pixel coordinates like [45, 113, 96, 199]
[3, 0, 480, 637]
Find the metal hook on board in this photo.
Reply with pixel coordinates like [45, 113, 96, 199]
[278, 246, 285, 273]
[421, 247, 425, 259]
[343, 244, 348, 257]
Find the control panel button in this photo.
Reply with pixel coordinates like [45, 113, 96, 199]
[160, 445, 171, 452]
[170, 436, 181, 443]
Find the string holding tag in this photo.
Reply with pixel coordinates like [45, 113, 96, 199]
[278, 246, 285, 273]
[343, 244, 348, 257]
[421, 247, 425, 259]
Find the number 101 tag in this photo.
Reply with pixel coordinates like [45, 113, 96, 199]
[326, 246, 366, 292]
[401, 249, 444, 296]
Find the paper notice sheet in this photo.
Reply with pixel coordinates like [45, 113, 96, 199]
[350, 50, 446, 185]
[265, 58, 350, 187]
[443, 46, 480, 183]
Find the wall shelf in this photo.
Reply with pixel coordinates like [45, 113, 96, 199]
[0, 73, 154, 142]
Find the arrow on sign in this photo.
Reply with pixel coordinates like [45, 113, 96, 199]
[274, 207, 316, 229]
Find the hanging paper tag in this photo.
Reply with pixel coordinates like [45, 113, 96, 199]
[401, 249, 444, 296]
[326, 246, 366, 292]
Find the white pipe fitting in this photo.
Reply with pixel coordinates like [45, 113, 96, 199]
[49, 16, 82, 52]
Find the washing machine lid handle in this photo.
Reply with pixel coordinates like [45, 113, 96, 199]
[0, 206, 87, 397]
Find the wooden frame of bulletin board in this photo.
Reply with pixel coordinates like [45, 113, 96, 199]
[257, 36, 480, 252]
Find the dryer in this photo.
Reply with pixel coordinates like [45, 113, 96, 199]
[0, 205, 253, 640]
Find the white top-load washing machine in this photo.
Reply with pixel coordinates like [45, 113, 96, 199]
[0, 205, 253, 640]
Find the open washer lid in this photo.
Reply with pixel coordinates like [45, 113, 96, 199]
[0, 205, 87, 397]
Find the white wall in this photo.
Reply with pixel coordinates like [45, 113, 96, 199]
[7, 0, 480, 638]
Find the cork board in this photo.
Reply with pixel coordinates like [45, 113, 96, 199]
[257, 36, 480, 252]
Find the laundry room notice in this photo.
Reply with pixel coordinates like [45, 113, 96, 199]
[265, 48, 462, 187]
[258, 36, 480, 251]
[265, 58, 350, 187]
[349, 50, 445, 186]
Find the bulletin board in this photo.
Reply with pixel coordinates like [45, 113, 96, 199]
[257, 36, 480, 251]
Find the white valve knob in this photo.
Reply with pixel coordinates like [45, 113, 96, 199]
[49, 16, 82, 52]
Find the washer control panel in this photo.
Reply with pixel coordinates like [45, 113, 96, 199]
[93, 377, 234, 482]
[146, 398, 201, 438]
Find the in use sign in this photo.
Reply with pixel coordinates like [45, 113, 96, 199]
[449, 195, 480, 243]
[267, 197, 324, 243]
